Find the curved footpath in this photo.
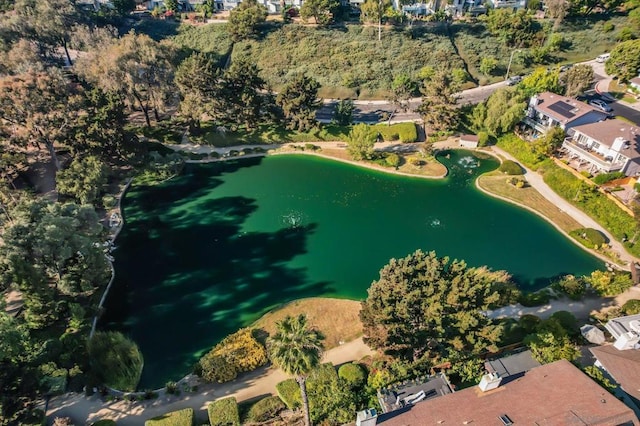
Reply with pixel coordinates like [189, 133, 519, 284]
[489, 146, 636, 267]
[46, 338, 374, 425]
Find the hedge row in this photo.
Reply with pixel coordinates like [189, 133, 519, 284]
[208, 397, 240, 426]
[145, 408, 194, 426]
[371, 122, 418, 143]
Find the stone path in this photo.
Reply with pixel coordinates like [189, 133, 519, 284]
[46, 338, 374, 426]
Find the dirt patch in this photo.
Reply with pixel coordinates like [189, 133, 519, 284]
[252, 297, 363, 350]
[477, 172, 582, 233]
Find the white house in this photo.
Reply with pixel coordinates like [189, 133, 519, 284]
[562, 118, 640, 176]
[523, 92, 608, 136]
[485, 0, 526, 9]
[459, 134, 479, 148]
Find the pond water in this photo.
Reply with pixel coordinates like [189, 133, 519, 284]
[102, 150, 602, 388]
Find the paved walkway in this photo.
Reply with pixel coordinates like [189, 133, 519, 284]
[490, 146, 635, 267]
[46, 338, 374, 425]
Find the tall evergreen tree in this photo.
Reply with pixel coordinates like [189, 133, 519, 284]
[276, 74, 321, 132]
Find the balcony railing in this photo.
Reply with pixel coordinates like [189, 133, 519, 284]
[522, 116, 549, 133]
[562, 138, 625, 172]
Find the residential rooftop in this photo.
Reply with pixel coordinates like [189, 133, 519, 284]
[591, 345, 640, 402]
[484, 349, 541, 382]
[377, 360, 639, 426]
[378, 372, 453, 414]
[532, 92, 605, 124]
[605, 314, 640, 340]
[572, 119, 640, 159]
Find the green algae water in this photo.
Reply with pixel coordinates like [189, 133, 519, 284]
[102, 151, 602, 388]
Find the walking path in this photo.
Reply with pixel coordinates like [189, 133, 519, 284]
[490, 146, 635, 267]
[46, 338, 374, 425]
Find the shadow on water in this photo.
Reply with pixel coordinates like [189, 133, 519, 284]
[101, 157, 332, 388]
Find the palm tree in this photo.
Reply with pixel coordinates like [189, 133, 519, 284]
[267, 314, 324, 426]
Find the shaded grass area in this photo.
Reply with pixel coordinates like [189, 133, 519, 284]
[477, 171, 582, 233]
[190, 122, 418, 146]
[252, 297, 363, 349]
[609, 79, 639, 104]
[170, 23, 233, 63]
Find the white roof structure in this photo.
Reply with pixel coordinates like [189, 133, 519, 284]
[580, 324, 606, 345]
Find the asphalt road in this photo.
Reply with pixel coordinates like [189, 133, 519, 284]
[316, 80, 508, 124]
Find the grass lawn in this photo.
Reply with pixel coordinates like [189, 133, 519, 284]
[252, 297, 363, 350]
[608, 80, 639, 104]
[477, 171, 582, 233]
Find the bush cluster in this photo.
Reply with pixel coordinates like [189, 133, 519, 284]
[585, 270, 634, 296]
[208, 397, 240, 426]
[593, 171, 625, 185]
[198, 328, 268, 383]
[622, 299, 640, 315]
[246, 396, 286, 423]
[552, 275, 586, 300]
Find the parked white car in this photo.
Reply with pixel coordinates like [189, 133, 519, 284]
[596, 53, 611, 63]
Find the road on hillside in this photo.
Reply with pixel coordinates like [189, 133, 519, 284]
[316, 80, 509, 124]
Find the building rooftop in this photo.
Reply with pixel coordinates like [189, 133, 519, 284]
[378, 372, 453, 414]
[377, 360, 639, 426]
[572, 119, 640, 159]
[605, 314, 640, 340]
[484, 349, 541, 382]
[591, 345, 640, 402]
[630, 77, 640, 86]
[532, 92, 606, 125]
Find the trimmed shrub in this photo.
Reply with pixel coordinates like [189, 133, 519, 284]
[499, 159, 524, 175]
[208, 397, 240, 426]
[246, 396, 286, 423]
[145, 408, 195, 426]
[304, 143, 320, 151]
[385, 153, 401, 168]
[593, 171, 625, 185]
[198, 328, 268, 383]
[91, 421, 117, 426]
[622, 299, 640, 315]
[199, 354, 237, 383]
[338, 363, 366, 388]
[276, 378, 301, 409]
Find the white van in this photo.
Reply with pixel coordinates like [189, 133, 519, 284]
[596, 53, 611, 63]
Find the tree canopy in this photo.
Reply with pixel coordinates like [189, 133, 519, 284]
[276, 74, 321, 132]
[346, 123, 376, 161]
[227, 0, 267, 41]
[606, 39, 640, 83]
[360, 250, 513, 364]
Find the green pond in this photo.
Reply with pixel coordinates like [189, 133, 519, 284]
[102, 150, 602, 388]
